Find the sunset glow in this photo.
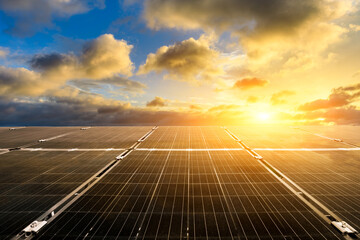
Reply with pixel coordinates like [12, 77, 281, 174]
[0, 0, 359, 126]
[257, 112, 271, 122]
[0, 2, 359, 239]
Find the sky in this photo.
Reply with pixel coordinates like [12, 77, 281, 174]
[0, 0, 359, 126]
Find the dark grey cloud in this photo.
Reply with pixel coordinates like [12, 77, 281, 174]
[143, 0, 349, 62]
[0, 0, 105, 37]
[29, 53, 77, 71]
[144, 0, 322, 36]
[0, 97, 241, 126]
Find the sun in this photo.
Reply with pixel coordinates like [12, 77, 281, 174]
[257, 112, 271, 121]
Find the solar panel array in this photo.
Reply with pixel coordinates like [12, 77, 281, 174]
[0, 126, 359, 240]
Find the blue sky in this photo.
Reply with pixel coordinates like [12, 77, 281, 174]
[0, 1, 199, 68]
[0, 0, 359, 125]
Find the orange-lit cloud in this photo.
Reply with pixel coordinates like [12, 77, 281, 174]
[298, 83, 360, 111]
[291, 82, 360, 125]
[271, 90, 295, 105]
[189, 104, 202, 110]
[293, 106, 360, 125]
[233, 78, 269, 90]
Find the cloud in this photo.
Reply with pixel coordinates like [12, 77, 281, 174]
[189, 104, 202, 110]
[287, 82, 360, 125]
[0, 66, 48, 96]
[71, 76, 146, 94]
[30, 34, 134, 79]
[0, 93, 244, 126]
[144, 0, 321, 33]
[29, 53, 77, 72]
[271, 90, 295, 105]
[0, 34, 134, 98]
[246, 96, 259, 103]
[80, 34, 133, 78]
[143, 0, 353, 70]
[322, 106, 360, 125]
[298, 83, 360, 111]
[0, 0, 105, 37]
[0, 47, 9, 58]
[353, 71, 360, 78]
[233, 77, 268, 90]
[294, 106, 360, 125]
[146, 96, 167, 107]
[138, 36, 223, 83]
[349, 24, 360, 31]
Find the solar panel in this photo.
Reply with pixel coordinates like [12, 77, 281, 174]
[228, 126, 351, 148]
[32, 127, 152, 149]
[0, 127, 78, 148]
[0, 151, 121, 238]
[139, 126, 240, 149]
[258, 150, 360, 230]
[34, 151, 342, 239]
[0, 126, 358, 239]
[300, 126, 360, 147]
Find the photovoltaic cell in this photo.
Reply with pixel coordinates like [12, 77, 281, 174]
[300, 125, 360, 147]
[36, 150, 341, 239]
[258, 150, 360, 230]
[228, 126, 350, 148]
[0, 127, 78, 148]
[0, 126, 357, 240]
[32, 127, 152, 149]
[139, 126, 240, 149]
[0, 151, 121, 239]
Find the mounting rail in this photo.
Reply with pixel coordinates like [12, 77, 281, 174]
[223, 127, 359, 240]
[12, 126, 158, 240]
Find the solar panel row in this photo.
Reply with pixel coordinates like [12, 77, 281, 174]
[36, 151, 342, 239]
[0, 126, 358, 240]
[259, 151, 360, 230]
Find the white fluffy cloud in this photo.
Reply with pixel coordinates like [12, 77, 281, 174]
[0, 34, 137, 97]
[30, 34, 134, 79]
[138, 36, 223, 83]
